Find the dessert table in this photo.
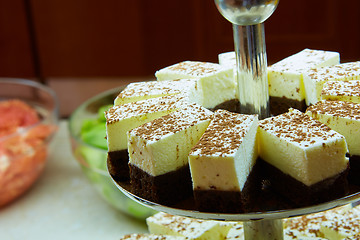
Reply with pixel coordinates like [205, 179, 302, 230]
[0, 120, 147, 240]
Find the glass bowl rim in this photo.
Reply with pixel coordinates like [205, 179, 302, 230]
[0, 78, 60, 142]
[68, 86, 125, 175]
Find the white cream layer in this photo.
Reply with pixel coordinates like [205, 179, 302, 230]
[268, 49, 339, 101]
[306, 100, 360, 156]
[321, 80, 360, 103]
[283, 205, 351, 239]
[258, 109, 348, 186]
[106, 95, 187, 152]
[120, 234, 186, 240]
[218, 51, 236, 68]
[114, 79, 196, 105]
[217, 49, 339, 101]
[128, 103, 213, 176]
[146, 212, 229, 240]
[189, 110, 258, 191]
[155, 61, 236, 108]
[303, 61, 360, 105]
[320, 206, 360, 239]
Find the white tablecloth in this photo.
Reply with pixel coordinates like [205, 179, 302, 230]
[0, 120, 147, 240]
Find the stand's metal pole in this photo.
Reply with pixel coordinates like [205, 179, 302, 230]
[244, 219, 284, 240]
[233, 23, 269, 119]
[214, 0, 279, 119]
[214, 1, 281, 239]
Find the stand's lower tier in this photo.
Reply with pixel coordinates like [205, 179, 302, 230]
[109, 158, 360, 222]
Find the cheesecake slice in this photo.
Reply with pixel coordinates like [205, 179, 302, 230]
[319, 205, 360, 239]
[321, 80, 360, 103]
[119, 234, 186, 240]
[189, 110, 259, 213]
[258, 108, 349, 206]
[303, 61, 360, 106]
[155, 61, 237, 111]
[218, 52, 237, 95]
[114, 79, 196, 105]
[218, 51, 236, 68]
[127, 103, 213, 205]
[267, 49, 339, 115]
[106, 95, 187, 181]
[306, 100, 360, 184]
[146, 212, 232, 240]
[217, 49, 340, 115]
[283, 205, 351, 239]
[285, 237, 327, 240]
[225, 223, 244, 240]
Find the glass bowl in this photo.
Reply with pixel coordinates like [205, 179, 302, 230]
[0, 78, 59, 207]
[68, 86, 156, 220]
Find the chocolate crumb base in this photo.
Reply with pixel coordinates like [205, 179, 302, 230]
[129, 164, 193, 206]
[210, 97, 306, 117]
[194, 190, 243, 213]
[239, 103, 269, 120]
[211, 99, 240, 113]
[270, 96, 306, 116]
[258, 158, 350, 207]
[211, 99, 269, 118]
[193, 161, 263, 213]
[111, 160, 360, 212]
[107, 149, 130, 181]
[349, 155, 360, 185]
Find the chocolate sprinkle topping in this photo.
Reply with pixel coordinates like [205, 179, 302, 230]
[190, 110, 257, 156]
[259, 109, 344, 147]
[307, 100, 360, 120]
[130, 103, 213, 142]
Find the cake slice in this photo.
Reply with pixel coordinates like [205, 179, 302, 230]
[218, 52, 237, 95]
[319, 205, 360, 239]
[188, 110, 259, 213]
[119, 234, 186, 240]
[283, 215, 322, 239]
[114, 79, 197, 105]
[306, 100, 360, 184]
[267, 49, 339, 114]
[258, 108, 349, 206]
[225, 223, 244, 240]
[218, 51, 236, 68]
[283, 204, 351, 239]
[106, 95, 187, 181]
[303, 61, 360, 106]
[127, 103, 213, 205]
[217, 49, 339, 114]
[321, 80, 360, 103]
[155, 61, 237, 111]
[286, 238, 327, 240]
[146, 212, 232, 240]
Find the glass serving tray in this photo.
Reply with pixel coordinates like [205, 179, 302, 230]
[108, 160, 360, 239]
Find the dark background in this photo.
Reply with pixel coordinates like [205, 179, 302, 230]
[1, 0, 359, 116]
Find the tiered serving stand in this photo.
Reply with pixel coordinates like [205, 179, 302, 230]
[110, 179, 360, 239]
[109, 1, 360, 239]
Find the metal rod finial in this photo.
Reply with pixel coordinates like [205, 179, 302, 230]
[214, 0, 279, 119]
[215, 0, 279, 26]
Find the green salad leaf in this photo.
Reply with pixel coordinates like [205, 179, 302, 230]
[77, 102, 156, 219]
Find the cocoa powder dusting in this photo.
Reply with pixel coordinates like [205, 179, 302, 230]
[259, 109, 343, 147]
[190, 109, 257, 156]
